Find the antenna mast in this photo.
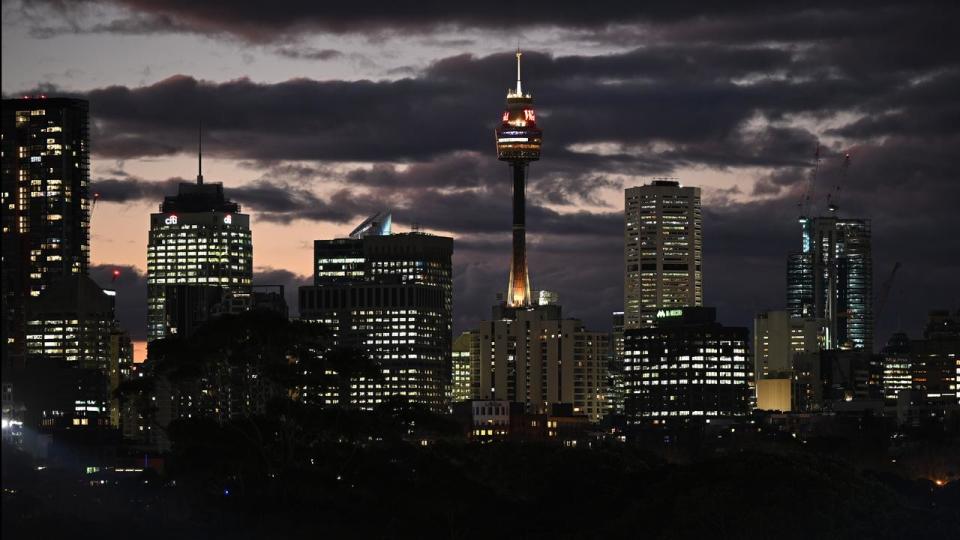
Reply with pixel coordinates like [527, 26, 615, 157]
[197, 121, 204, 185]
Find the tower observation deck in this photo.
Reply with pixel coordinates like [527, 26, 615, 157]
[495, 49, 542, 307]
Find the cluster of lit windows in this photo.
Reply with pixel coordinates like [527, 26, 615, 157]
[25, 318, 114, 365]
[146, 215, 252, 340]
[623, 331, 752, 420]
[624, 185, 702, 328]
[475, 317, 610, 422]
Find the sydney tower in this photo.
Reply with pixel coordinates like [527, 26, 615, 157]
[495, 49, 542, 307]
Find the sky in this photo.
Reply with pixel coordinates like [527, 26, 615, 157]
[3, 0, 959, 358]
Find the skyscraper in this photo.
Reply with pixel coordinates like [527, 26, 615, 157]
[299, 215, 453, 412]
[495, 49, 542, 307]
[787, 216, 872, 351]
[146, 162, 252, 341]
[624, 180, 702, 329]
[2, 97, 90, 363]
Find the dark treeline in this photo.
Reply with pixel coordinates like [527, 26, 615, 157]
[3, 310, 958, 539]
[4, 413, 959, 539]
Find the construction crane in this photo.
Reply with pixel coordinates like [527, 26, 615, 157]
[827, 151, 851, 214]
[798, 143, 821, 218]
[798, 144, 854, 217]
[874, 262, 902, 325]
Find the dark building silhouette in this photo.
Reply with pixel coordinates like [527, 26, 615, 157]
[21, 275, 131, 432]
[2, 97, 90, 366]
[896, 310, 960, 426]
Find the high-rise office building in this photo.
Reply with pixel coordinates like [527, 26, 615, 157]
[299, 215, 453, 412]
[2, 97, 90, 364]
[787, 216, 872, 351]
[623, 307, 752, 423]
[494, 49, 542, 307]
[754, 310, 826, 379]
[624, 180, 702, 329]
[471, 300, 611, 423]
[147, 168, 252, 341]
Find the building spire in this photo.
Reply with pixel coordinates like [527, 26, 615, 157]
[515, 47, 523, 96]
[197, 121, 204, 185]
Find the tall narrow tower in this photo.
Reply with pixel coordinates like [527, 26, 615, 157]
[495, 49, 542, 307]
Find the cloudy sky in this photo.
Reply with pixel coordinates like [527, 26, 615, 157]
[3, 0, 958, 357]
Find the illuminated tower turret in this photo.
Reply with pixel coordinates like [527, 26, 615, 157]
[495, 49, 542, 307]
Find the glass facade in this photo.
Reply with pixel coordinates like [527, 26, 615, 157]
[787, 216, 872, 351]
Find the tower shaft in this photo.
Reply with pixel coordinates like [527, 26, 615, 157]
[507, 162, 531, 306]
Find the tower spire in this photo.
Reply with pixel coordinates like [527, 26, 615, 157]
[496, 49, 542, 307]
[515, 47, 523, 96]
[197, 121, 204, 185]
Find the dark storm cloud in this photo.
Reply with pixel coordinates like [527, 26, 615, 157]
[91, 175, 369, 224]
[273, 47, 344, 61]
[14, 1, 959, 340]
[91, 176, 182, 202]
[19, 1, 952, 45]
[19, 52, 877, 169]
[3, 1, 798, 41]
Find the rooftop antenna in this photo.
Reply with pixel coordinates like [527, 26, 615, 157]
[515, 45, 523, 96]
[197, 121, 204, 185]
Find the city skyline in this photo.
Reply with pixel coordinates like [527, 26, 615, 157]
[2, 1, 958, 357]
[3, 3, 959, 537]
